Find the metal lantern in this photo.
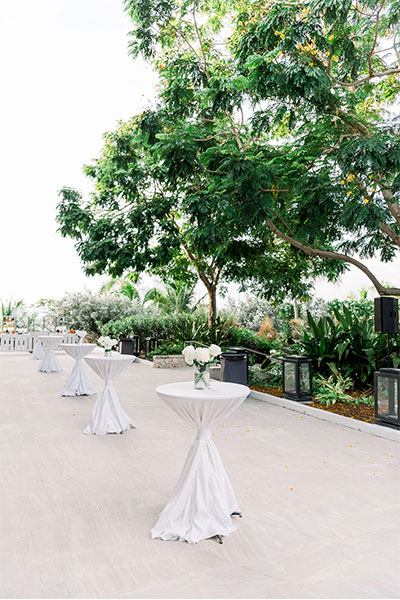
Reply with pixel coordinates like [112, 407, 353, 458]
[119, 338, 134, 355]
[131, 335, 141, 356]
[375, 368, 400, 428]
[282, 356, 312, 402]
[145, 336, 158, 357]
[119, 335, 141, 356]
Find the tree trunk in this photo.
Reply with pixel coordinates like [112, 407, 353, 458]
[207, 285, 217, 328]
[293, 298, 299, 320]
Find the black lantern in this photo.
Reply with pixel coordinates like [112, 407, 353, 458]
[131, 335, 141, 356]
[375, 368, 400, 428]
[119, 335, 141, 356]
[282, 356, 312, 402]
[145, 336, 158, 357]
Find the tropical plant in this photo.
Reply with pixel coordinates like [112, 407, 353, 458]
[144, 281, 203, 315]
[1, 298, 24, 317]
[302, 306, 400, 384]
[249, 360, 283, 388]
[313, 374, 355, 407]
[100, 273, 141, 302]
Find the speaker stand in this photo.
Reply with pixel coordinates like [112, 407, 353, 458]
[387, 333, 392, 368]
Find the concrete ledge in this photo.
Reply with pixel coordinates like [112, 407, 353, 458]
[152, 354, 187, 368]
[250, 389, 400, 444]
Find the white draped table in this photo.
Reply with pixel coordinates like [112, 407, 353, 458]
[152, 380, 250, 545]
[31, 332, 47, 360]
[84, 354, 136, 435]
[60, 344, 96, 396]
[38, 336, 63, 373]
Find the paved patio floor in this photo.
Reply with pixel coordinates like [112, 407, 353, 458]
[1, 351, 400, 599]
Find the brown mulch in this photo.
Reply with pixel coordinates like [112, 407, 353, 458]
[250, 385, 375, 424]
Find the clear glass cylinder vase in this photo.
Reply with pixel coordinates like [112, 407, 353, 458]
[104, 348, 111, 357]
[194, 364, 210, 390]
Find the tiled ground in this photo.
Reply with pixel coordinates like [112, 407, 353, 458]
[1, 351, 400, 598]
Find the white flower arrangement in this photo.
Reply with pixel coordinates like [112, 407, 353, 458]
[182, 344, 221, 367]
[182, 343, 221, 389]
[75, 330, 87, 343]
[98, 335, 118, 350]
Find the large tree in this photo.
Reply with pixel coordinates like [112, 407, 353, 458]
[58, 0, 400, 328]
[121, 0, 400, 296]
[57, 112, 323, 325]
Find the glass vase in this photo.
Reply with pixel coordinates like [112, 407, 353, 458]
[194, 364, 210, 390]
[104, 348, 112, 357]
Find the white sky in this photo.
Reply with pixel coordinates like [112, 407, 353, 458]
[1, 0, 398, 307]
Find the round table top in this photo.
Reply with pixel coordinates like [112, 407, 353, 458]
[61, 343, 96, 358]
[156, 380, 250, 401]
[37, 335, 63, 342]
[61, 343, 96, 348]
[85, 354, 136, 363]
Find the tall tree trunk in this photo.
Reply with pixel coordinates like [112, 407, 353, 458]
[207, 285, 217, 328]
[293, 298, 299, 320]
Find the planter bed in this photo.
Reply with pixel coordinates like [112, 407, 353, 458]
[250, 384, 374, 424]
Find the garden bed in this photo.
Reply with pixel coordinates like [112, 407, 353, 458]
[250, 385, 375, 424]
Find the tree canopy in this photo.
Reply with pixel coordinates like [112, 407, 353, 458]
[57, 0, 400, 328]
[123, 0, 400, 293]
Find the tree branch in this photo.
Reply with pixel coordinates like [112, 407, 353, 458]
[265, 216, 400, 296]
[379, 221, 400, 247]
[332, 67, 400, 88]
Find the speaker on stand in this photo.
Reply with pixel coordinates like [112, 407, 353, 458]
[374, 297, 399, 367]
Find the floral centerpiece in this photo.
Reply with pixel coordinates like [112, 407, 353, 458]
[182, 344, 221, 389]
[98, 335, 118, 357]
[75, 330, 87, 344]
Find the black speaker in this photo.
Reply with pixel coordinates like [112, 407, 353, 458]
[374, 297, 399, 333]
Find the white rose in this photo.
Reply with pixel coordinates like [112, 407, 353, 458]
[182, 345, 196, 362]
[195, 347, 211, 364]
[209, 344, 221, 357]
[183, 344, 195, 357]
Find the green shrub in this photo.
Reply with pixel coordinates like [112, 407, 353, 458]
[228, 327, 273, 355]
[301, 305, 400, 385]
[249, 360, 283, 388]
[100, 312, 238, 346]
[313, 374, 354, 406]
[147, 342, 184, 360]
[314, 374, 374, 407]
[44, 291, 138, 334]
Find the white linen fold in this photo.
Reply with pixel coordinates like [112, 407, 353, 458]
[38, 336, 63, 373]
[152, 380, 249, 544]
[84, 355, 136, 435]
[60, 344, 96, 396]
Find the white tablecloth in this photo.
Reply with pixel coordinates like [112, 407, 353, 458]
[152, 380, 250, 544]
[37, 336, 63, 372]
[31, 331, 46, 360]
[60, 344, 96, 396]
[84, 354, 136, 435]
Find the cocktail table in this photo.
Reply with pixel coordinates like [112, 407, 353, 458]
[152, 380, 250, 544]
[60, 343, 96, 396]
[84, 354, 136, 435]
[37, 336, 63, 373]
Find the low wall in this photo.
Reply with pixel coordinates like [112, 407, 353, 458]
[152, 354, 188, 368]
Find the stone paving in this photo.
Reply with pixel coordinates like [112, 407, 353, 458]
[1, 351, 400, 598]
